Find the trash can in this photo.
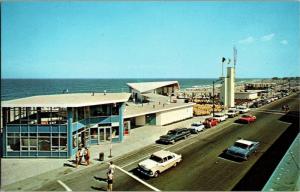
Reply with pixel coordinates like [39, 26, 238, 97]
[99, 152, 104, 161]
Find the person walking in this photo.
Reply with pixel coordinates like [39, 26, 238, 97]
[84, 147, 90, 166]
[108, 161, 115, 174]
[107, 169, 113, 191]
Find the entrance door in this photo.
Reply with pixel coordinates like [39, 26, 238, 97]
[99, 127, 111, 143]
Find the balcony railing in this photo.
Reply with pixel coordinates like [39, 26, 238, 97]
[72, 115, 119, 131]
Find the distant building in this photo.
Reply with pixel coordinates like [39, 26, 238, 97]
[235, 91, 258, 100]
[1, 93, 130, 158]
[127, 81, 180, 103]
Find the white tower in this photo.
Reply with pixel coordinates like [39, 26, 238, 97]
[227, 67, 235, 108]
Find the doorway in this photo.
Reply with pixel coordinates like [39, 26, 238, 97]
[99, 127, 112, 143]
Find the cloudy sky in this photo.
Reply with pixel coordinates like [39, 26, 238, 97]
[2, 1, 299, 78]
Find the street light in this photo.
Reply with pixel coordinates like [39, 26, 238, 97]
[212, 78, 224, 117]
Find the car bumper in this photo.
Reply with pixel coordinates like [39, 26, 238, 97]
[226, 151, 247, 160]
[137, 168, 154, 177]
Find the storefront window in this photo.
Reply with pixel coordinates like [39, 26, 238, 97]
[7, 133, 20, 151]
[112, 103, 119, 115]
[90, 105, 109, 116]
[112, 126, 119, 138]
[52, 133, 59, 151]
[29, 133, 37, 151]
[60, 137, 67, 151]
[38, 133, 50, 151]
[21, 133, 29, 151]
[90, 128, 98, 140]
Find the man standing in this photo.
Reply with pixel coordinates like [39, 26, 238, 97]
[107, 169, 113, 191]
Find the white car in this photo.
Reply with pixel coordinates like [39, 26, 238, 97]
[214, 113, 228, 122]
[189, 122, 205, 133]
[236, 106, 250, 114]
[226, 109, 239, 118]
[138, 150, 182, 177]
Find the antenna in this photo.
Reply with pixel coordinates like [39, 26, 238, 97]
[233, 46, 237, 68]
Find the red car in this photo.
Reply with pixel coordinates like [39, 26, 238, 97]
[238, 115, 256, 124]
[203, 118, 219, 128]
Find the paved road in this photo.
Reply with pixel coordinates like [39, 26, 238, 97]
[36, 93, 299, 191]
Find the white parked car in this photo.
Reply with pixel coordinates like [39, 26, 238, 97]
[236, 106, 250, 114]
[214, 113, 228, 122]
[189, 122, 205, 133]
[226, 109, 239, 118]
[138, 150, 182, 177]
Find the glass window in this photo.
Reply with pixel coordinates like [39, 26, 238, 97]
[38, 133, 50, 151]
[90, 128, 98, 140]
[29, 137, 37, 151]
[7, 137, 20, 151]
[78, 107, 84, 121]
[52, 138, 59, 151]
[112, 127, 119, 138]
[90, 105, 109, 116]
[112, 103, 119, 115]
[21, 135, 29, 151]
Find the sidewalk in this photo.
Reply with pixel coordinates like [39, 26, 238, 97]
[1, 115, 210, 187]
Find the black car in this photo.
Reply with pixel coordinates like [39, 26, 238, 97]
[156, 128, 191, 144]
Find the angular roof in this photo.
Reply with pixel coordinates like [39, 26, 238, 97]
[127, 81, 179, 93]
[1, 93, 131, 108]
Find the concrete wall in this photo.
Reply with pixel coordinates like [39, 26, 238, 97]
[156, 106, 193, 126]
[135, 115, 146, 126]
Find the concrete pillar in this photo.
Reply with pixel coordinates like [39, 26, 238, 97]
[67, 108, 73, 158]
[118, 103, 125, 142]
[227, 67, 235, 107]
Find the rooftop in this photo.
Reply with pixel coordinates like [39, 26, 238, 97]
[236, 139, 255, 146]
[127, 81, 179, 93]
[124, 100, 195, 118]
[1, 93, 131, 108]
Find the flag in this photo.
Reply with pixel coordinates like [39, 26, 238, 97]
[222, 57, 226, 63]
[228, 58, 231, 64]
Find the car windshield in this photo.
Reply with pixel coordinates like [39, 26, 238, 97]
[149, 155, 163, 163]
[234, 142, 249, 149]
[192, 123, 200, 126]
[167, 130, 176, 135]
[228, 110, 234, 113]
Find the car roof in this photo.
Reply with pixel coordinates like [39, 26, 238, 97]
[152, 150, 176, 158]
[236, 139, 254, 146]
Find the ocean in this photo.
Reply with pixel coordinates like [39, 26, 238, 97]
[1, 78, 260, 101]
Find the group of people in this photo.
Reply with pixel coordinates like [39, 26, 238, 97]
[76, 146, 90, 168]
[282, 104, 290, 112]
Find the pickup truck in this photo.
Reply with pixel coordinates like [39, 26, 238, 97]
[225, 139, 259, 160]
[156, 128, 191, 144]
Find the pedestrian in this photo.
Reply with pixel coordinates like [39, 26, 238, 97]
[107, 169, 113, 191]
[108, 161, 115, 174]
[84, 147, 90, 166]
[76, 147, 85, 168]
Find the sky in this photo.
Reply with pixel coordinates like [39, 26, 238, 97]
[1, 1, 300, 79]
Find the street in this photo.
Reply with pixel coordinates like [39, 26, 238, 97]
[36, 93, 299, 191]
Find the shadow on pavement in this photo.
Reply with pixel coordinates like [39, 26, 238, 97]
[91, 186, 106, 191]
[232, 110, 299, 191]
[94, 176, 107, 182]
[130, 168, 151, 180]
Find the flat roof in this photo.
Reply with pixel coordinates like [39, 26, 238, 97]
[236, 139, 254, 146]
[1, 93, 131, 108]
[124, 101, 195, 118]
[127, 81, 179, 93]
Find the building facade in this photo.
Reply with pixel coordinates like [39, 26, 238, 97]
[1, 93, 130, 158]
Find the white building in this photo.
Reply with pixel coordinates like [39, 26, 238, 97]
[220, 67, 235, 108]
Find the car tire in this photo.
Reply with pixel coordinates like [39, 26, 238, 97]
[154, 171, 159, 178]
[173, 162, 178, 167]
[171, 140, 175, 144]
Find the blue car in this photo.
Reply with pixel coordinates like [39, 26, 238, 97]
[225, 139, 259, 160]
